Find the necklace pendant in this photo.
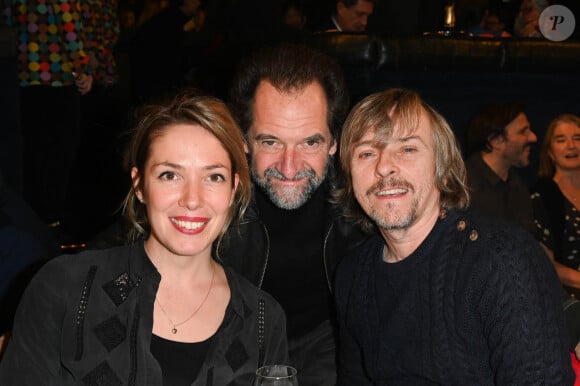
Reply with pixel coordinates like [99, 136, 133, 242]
[171, 327, 177, 334]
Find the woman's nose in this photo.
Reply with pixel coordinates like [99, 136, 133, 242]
[179, 180, 201, 210]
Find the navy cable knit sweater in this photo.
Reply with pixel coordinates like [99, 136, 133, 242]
[335, 208, 574, 385]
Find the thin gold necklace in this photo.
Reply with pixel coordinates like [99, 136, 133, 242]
[156, 263, 215, 334]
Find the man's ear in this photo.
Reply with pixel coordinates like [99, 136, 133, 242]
[329, 137, 338, 156]
[488, 134, 505, 150]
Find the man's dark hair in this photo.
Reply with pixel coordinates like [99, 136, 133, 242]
[464, 102, 526, 156]
[228, 43, 349, 142]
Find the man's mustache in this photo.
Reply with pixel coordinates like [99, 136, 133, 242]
[263, 167, 316, 181]
[366, 178, 414, 196]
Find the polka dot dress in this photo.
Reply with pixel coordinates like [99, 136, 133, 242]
[5, 0, 90, 87]
[81, 0, 119, 86]
[564, 207, 580, 267]
[533, 191, 580, 269]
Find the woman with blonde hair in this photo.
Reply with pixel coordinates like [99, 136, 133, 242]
[0, 91, 288, 385]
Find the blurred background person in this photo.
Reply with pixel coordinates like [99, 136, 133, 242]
[315, 0, 376, 32]
[129, 0, 202, 105]
[513, 0, 549, 37]
[283, 0, 308, 31]
[464, 102, 538, 235]
[532, 114, 580, 296]
[278, 0, 309, 41]
[4, 0, 93, 240]
[468, 7, 513, 37]
[70, 0, 127, 242]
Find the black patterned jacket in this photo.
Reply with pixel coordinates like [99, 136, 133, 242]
[0, 242, 288, 385]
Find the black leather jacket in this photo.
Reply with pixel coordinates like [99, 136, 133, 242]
[216, 182, 368, 292]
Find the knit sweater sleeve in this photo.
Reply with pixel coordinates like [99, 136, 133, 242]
[468, 222, 574, 385]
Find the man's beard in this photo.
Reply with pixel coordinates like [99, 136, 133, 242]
[515, 143, 533, 167]
[370, 200, 418, 231]
[365, 177, 418, 230]
[252, 163, 329, 210]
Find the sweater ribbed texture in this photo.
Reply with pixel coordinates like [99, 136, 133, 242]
[335, 209, 574, 385]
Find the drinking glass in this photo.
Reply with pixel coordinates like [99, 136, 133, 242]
[253, 365, 298, 386]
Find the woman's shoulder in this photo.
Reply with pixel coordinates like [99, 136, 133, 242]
[50, 243, 137, 268]
[36, 243, 144, 283]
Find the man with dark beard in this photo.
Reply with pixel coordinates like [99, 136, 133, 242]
[334, 88, 573, 384]
[464, 102, 538, 234]
[217, 43, 367, 386]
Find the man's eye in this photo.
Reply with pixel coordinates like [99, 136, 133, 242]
[402, 147, 417, 153]
[297, 140, 321, 153]
[358, 151, 374, 159]
[261, 140, 278, 147]
[256, 139, 283, 153]
[304, 139, 320, 147]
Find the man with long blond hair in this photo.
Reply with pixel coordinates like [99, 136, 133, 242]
[334, 88, 573, 384]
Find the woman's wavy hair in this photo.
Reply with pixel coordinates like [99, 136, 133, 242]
[122, 90, 251, 243]
[336, 88, 469, 232]
[538, 113, 580, 177]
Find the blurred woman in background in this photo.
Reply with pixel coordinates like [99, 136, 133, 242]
[532, 113, 580, 296]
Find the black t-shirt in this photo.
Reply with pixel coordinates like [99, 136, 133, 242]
[150, 333, 213, 385]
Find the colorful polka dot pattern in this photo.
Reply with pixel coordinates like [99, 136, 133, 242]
[81, 0, 119, 85]
[6, 0, 90, 87]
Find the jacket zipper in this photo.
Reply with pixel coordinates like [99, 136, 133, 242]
[322, 223, 333, 292]
[258, 223, 270, 288]
[257, 299, 266, 367]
